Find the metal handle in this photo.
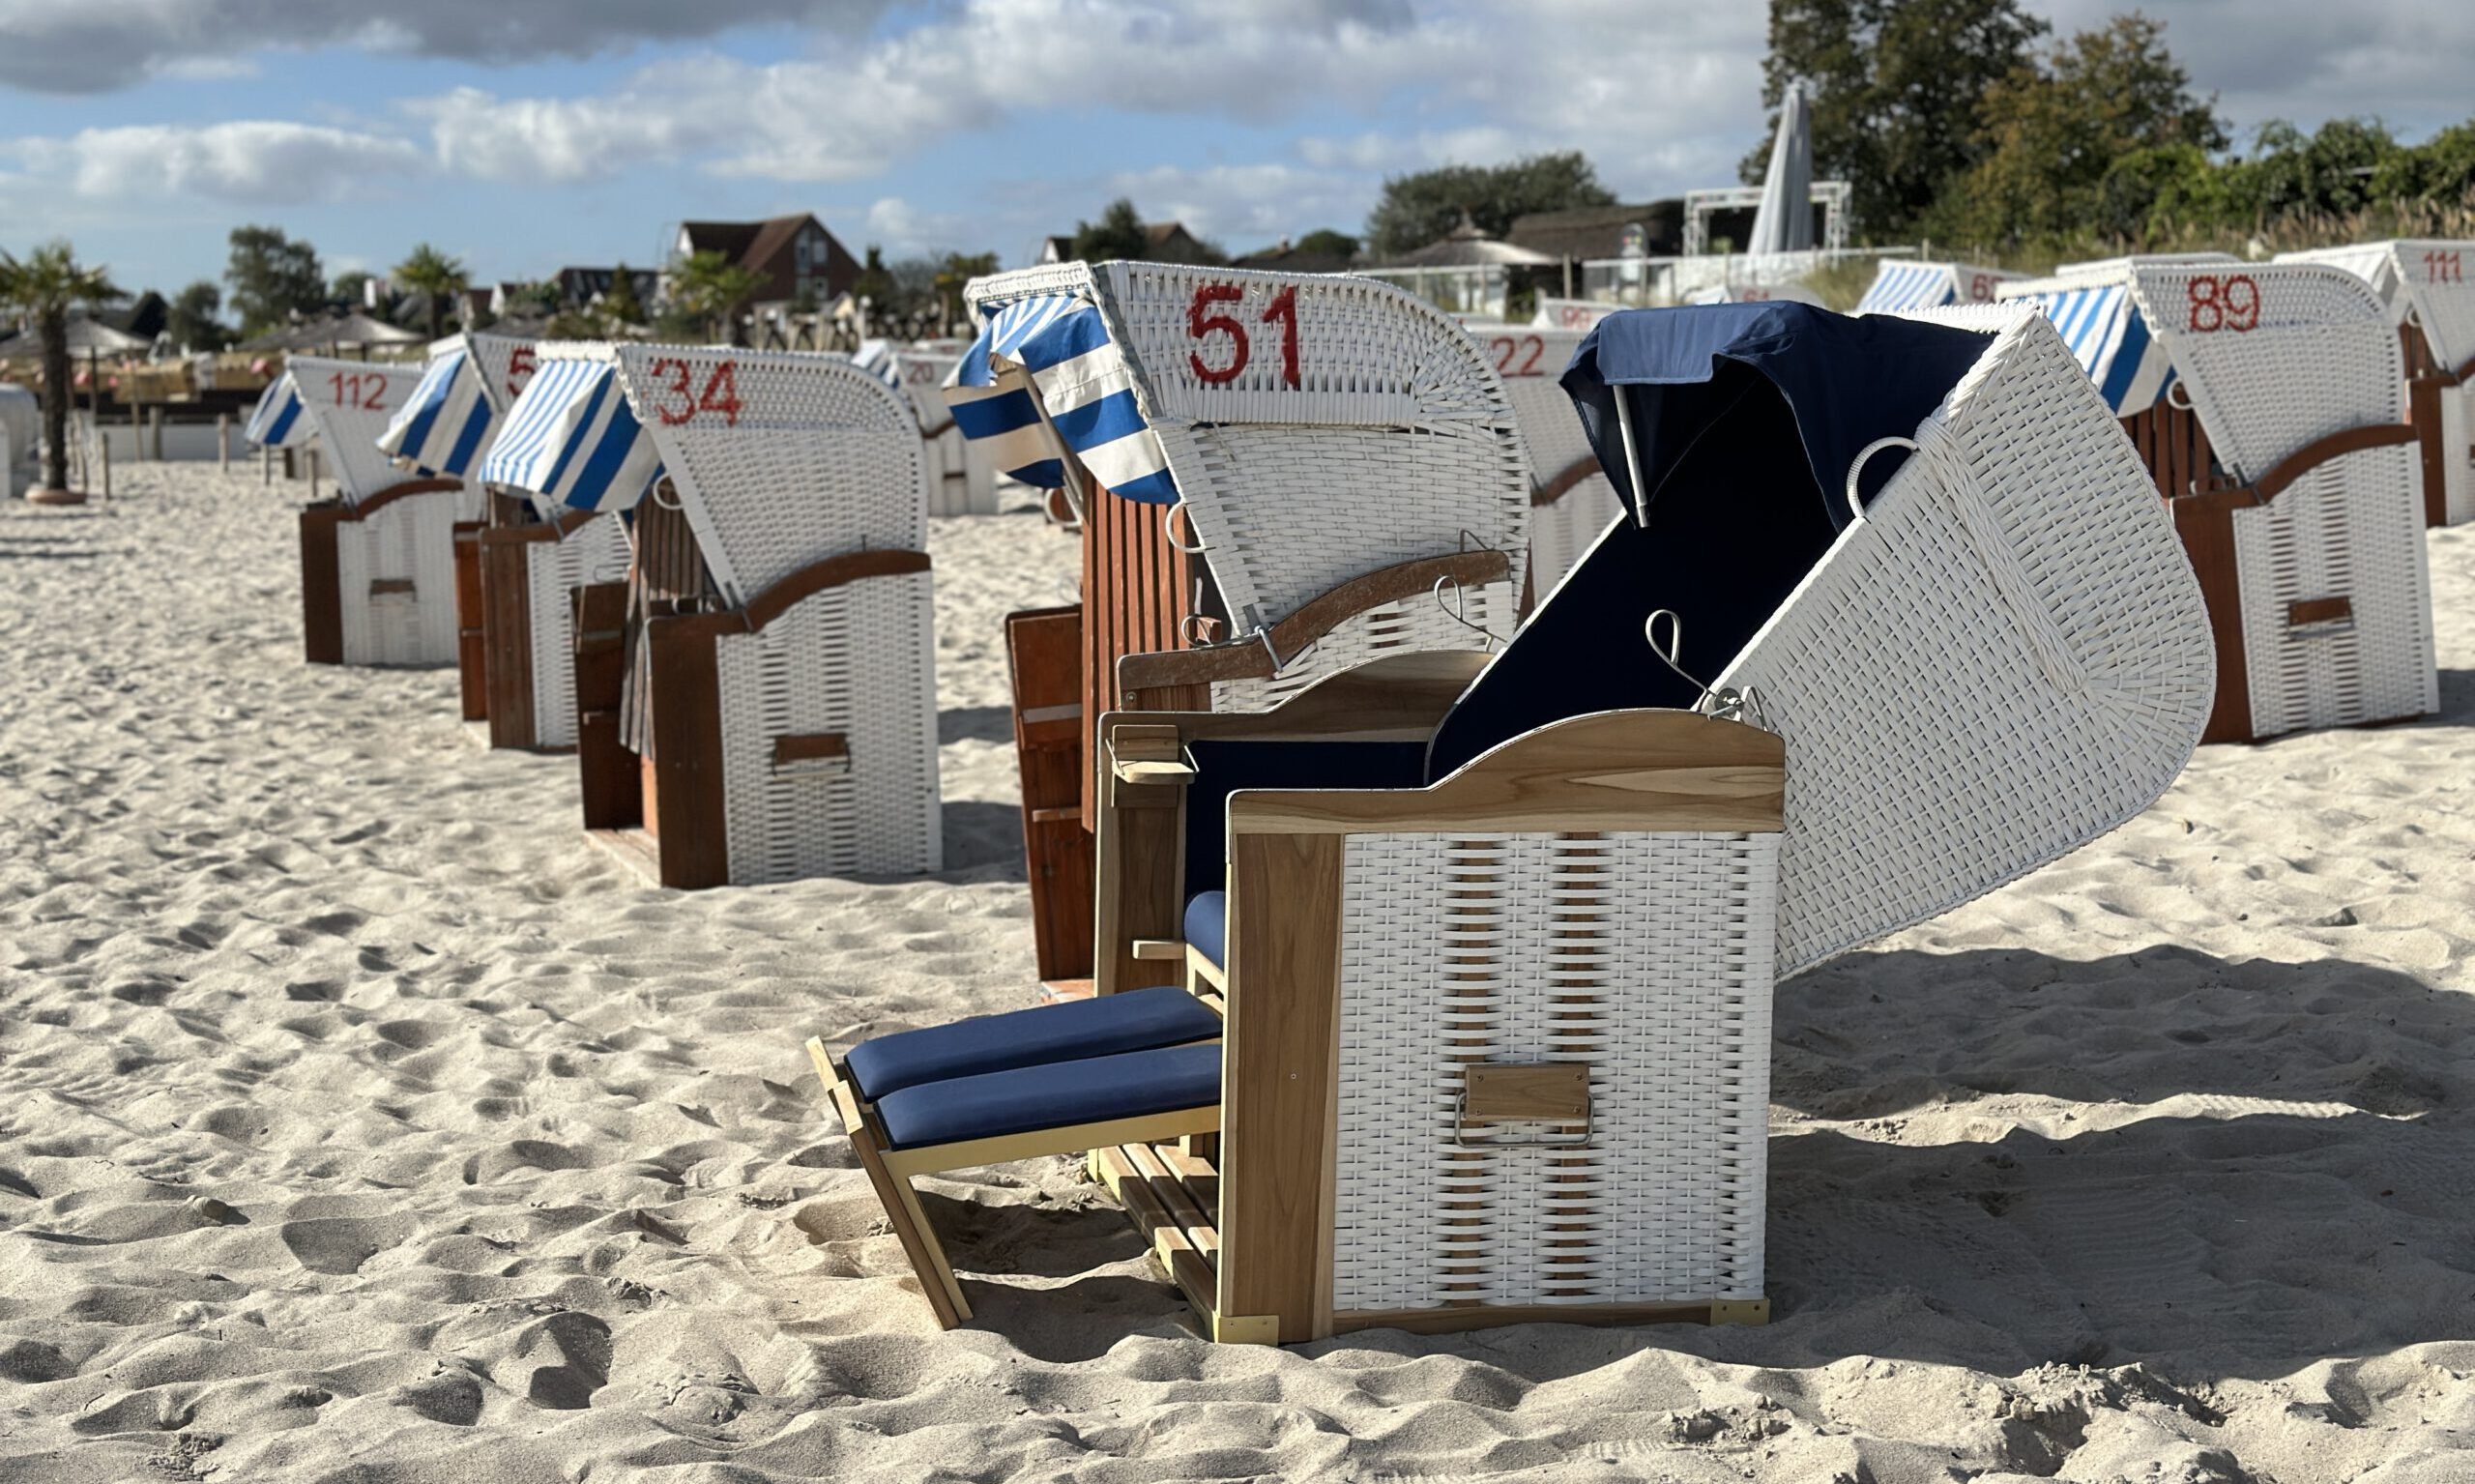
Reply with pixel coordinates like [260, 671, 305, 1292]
[1843, 436, 1919, 524]
[1163, 500, 1207, 555]
[1452, 1088, 1595, 1149]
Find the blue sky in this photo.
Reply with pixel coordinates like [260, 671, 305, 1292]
[1, 0, 2467, 297]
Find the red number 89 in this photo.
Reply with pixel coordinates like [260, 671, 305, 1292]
[2187, 275, 2260, 334]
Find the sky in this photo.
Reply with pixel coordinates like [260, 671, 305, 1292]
[0, 0, 2468, 297]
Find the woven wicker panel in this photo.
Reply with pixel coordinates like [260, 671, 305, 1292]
[464, 333, 539, 417]
[2379, 241, 2475, 372]
[611, 346, 927, 607]
[1331, 830, 1778, 1312]
[525, 515, 634, 748]
[2129, 264, 2400, 480]
[287, 356, 433, 508]
[1472, 326, 1617, 596]
[334, 489, 461, 666]
[1208, 581, 1517, 713]
[712, 570, 941, 884]
[1715, 311, 2215, 975]
[2446, 387, 2475, 525]
[2231, 444, 2437, 737]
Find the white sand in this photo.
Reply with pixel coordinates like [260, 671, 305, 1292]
[1, 464, 2469, 1484]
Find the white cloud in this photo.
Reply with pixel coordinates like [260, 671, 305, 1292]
[6, 122, 427, 204]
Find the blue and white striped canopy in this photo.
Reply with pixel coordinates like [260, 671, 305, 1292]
[1858, 261, 1958, 313]
[375, 347, 495, 477]
[244, 372, 311, 449]
[850, 338, 907, 392]
[942, 294, 1178, 504]
[2010, 283, 2175, 414]
[478, 356, 663, 513]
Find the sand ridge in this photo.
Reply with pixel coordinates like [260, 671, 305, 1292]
[0, 467, 2469, 1482]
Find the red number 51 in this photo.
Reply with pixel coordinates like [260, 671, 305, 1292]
[1188, 283, 1301, 390]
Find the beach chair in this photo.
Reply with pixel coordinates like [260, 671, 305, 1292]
[485, 342, 941, 888]
[1854, 259, 2021, 314]
[2277, 240, 2475, 526]
[1991, 260, 2435, 742]
[858, 338, 997, 516]
[0, 383, 33, 498]
[816, 304, 2215, 1342]
[397, 334, 637, 751]
[376, 334, 520, 722]
[1468, 325, 1619, 599]
[251, 355, 478, 667]
[947, 263, 1530, 992]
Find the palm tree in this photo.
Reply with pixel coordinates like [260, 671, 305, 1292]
[393, 243, 469, 340]
[669, 250, 767, 345]
[0, 242, 123, 500]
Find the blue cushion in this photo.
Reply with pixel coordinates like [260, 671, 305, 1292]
[1184, 891, 1227, 969]
[843, 985, 1220, 1102]
[875, 1042, 1222, 1150]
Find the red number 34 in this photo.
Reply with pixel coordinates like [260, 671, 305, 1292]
[647, 358, 743, 426]
[1188, 284, 1301, 390]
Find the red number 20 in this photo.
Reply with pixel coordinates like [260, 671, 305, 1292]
[1187, 283, 1302, 390]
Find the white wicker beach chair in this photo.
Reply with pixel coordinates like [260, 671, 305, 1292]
[820, 304, 2214, 1342]
[2277, 240, 2475, 526]
[949, 263, 1532, 991]
[1854, 258, 2021, 314]
[1467, 324, 1619, 597]
[1994, 260, 2435, 742]
[253, 355, 476, 667]
[486, 342, 941, 887]
[0, 384, 34, 498]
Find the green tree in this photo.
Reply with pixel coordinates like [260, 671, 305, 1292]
[1292, 228, 1360, 260]
[167, 280, 231, 352]
[1936, 14, 2225, 248]
[603, 262, 646, 326]
[393, 243, 469, 340]
[331, 269, 374, 306]
[669, 249, 767, 345]
[1364, 153, 1614, 259]
[0, 242, 124, 495]
[1750, 0, 2048, 236]
[224, 225, 324, 334]
[1070, 199, 1150, 262]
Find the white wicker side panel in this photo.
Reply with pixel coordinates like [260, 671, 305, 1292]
[2231, 445, 2436, 737]
[335, 489, 460, 667]
[1717, 315, 2214, 975]
[525, 515, 634, 748]
[2447, 386, 2475, 527]
[289, 358, 421, 506]
[1208, 581, 1514, 713]
[711, 570, 941, 885]
[1331, 830, 1778, 1313]
[1529, 480, 1625, 600]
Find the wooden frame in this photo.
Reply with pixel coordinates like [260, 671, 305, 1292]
[479, 499, 601, 752]
[451, 521, 488, 720]
[586, 549, 933, 890]
[2402, 324, 2475, 527]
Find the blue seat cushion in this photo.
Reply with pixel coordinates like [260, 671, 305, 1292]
[843, 984, 1221, 1102]
[875, 1042, 1222, 1150]
[1184, 891, 1227, 969]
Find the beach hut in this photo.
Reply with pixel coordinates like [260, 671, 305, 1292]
[1465, 323, 1619, 597]
[2276, 240, 2475, 526]
[249, 355, 479, 666]
[1988, 260, 2434, 742]
[482, 342, 940, 888]
[947, 262, 1529, 993]
[1854, 259, 2022, 314]
[814, 303, 2214, 1340]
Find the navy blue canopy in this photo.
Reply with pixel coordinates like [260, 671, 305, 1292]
[1423, 305, 1994, 777]
[1561, 303, 1991, 531]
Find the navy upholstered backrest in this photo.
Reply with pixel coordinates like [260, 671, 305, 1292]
[1182, 740, 1427, 898]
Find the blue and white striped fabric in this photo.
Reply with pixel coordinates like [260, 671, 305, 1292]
[375, 347, 495, 477]
[244, 372, 311, 449]
[478, 356, 663, 513]
[942, 294, 1179, 504]
[1857, 261, 1955, 313]
[851, 338, 906, 392]
[2011, 283, 2175, 413]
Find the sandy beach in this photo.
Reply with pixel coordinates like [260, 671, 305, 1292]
[1, 463, 2470, 1484]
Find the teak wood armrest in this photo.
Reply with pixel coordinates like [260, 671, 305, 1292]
[339, 477, 466, 522]
[2191, 420, 2420, 510]
[1116, 549, 1512, 694]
